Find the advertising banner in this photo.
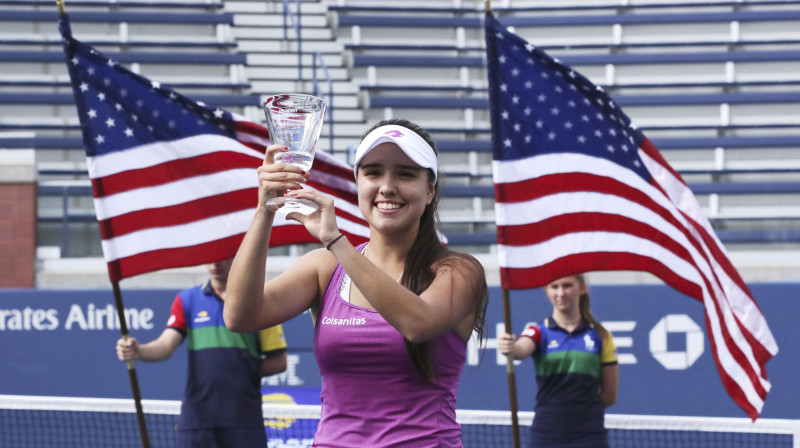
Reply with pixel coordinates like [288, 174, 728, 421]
[1, 283, 796, 419]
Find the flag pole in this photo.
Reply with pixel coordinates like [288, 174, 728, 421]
[112, 282, 151, 448]
[111, 282, 150, 448]
[56, 1, 151, 446]
[484, 0, 520, 445]
[502, 289, 522, 448]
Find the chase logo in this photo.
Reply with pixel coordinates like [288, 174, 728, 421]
[194, 310, 210, 324]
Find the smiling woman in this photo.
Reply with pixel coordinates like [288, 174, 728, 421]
[224, 118, 489, 448]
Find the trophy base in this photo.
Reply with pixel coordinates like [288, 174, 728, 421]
[266, 197, 318, 215]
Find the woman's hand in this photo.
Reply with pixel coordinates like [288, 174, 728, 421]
[257, 144, 309, 213]
[497, 333, 517, 355]
[116, 337, 140, 361]
[283, 188, 342, 246]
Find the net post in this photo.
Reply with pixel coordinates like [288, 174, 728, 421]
[112, 282, 151, 448]
[502, 288, 521, 448]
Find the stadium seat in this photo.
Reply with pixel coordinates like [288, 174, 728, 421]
[352, 49, 800, 69]
[0, 36, 238, 50]
[334, 9, 800, 30]
[0, 0, 224, 9]
[4, 0, 798, 259]
[1, 10, 234, 25]
[0, 50, 246, 65]
[0, 79, 250, 90]
[0, 92, 260, 107]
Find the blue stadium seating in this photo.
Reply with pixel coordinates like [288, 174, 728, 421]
[0, 37, 237, 50]
[5, 0, 798, 256]
[0, 92, 259, 107]
[329, 1, 800, 14]
[352, 49, 800, 69]
[443, 228, 800, 245]
[0, 50, 246, 65]
[359, 80, 800, 96]
[1, 10, 234, 25]
[0, 0, 223, 9]
[430, 136, 800, 153]
[0, 79, 250, 89]
[32, 173, 800, 245]
[366, 92, 800, 109]
[345, 38, 800, 54]
[335, 9, 800, 29]
[440, 182, 800, 199]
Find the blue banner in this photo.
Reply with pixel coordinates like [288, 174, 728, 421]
[0, 283, 796, 418]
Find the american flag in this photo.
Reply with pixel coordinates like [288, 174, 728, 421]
[59, 14, 368, 282]
[484, 15, 777, 419]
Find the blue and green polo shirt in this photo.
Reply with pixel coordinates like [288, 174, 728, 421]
[167, 281, 286, 430]
[521, 316, 617, 435]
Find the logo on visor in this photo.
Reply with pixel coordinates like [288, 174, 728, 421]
[384, 130, 404, 137]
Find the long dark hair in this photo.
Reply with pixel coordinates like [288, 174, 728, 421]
[360, 119, 489, 384]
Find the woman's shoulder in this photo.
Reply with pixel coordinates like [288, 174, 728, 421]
[290, 247, 339, 280]
[433, 251, 486, 283]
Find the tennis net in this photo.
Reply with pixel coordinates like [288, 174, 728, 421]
[2, 394, 798, 447]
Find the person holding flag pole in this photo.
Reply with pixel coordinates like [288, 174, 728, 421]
[116, 258, 288, 448]
[56, 0, 369, 445]
[57, 1, 154, 444]
[498, 273, 619, 448]
[482, 3, 527, 448]
[56, 4, 152, 447]
[483, 1, 777, 445]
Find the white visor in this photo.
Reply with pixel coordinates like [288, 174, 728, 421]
[353, 125, 438, 183]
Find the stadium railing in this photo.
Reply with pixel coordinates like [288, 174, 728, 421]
[432, 136, 800, 152]
[352, 50, 800, 69]
[0, 49, 246, 65]
[365, 91, 800, 109]
[17, 119, 788, 160]
[345, 38, 800, 54]
[0, 92, 260, 108]
[27, 168, 800, 256]
[334, 9, 800, 30]
[0, 79, 250, 90]
[0, 37, 238, 50]
[0, 0, 224, 9]
[1, 10, 234, 26]
[328, 1, 800, 14]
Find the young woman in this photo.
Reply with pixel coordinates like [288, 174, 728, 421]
[224, 119, 489, 447]
[498, 274, 618, 448]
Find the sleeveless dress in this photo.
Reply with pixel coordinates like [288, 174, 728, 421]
[312, 244, 467, 447]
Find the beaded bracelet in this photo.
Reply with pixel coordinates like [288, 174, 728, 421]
[326, 234, 345, 251]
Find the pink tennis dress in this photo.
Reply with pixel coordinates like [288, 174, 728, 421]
[312, 246, 467, 447]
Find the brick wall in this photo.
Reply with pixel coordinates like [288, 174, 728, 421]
[0, 150, 36, 288]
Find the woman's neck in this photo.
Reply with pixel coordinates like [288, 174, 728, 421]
[552, 311, 582, 329]
[363, 237, 411, 263]
[363, 242, 406, 280]
[211, 278, 227, 300]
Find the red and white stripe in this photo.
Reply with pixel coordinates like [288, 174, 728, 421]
[492, 137, 778, 420]
[87, 118, 368, 282]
